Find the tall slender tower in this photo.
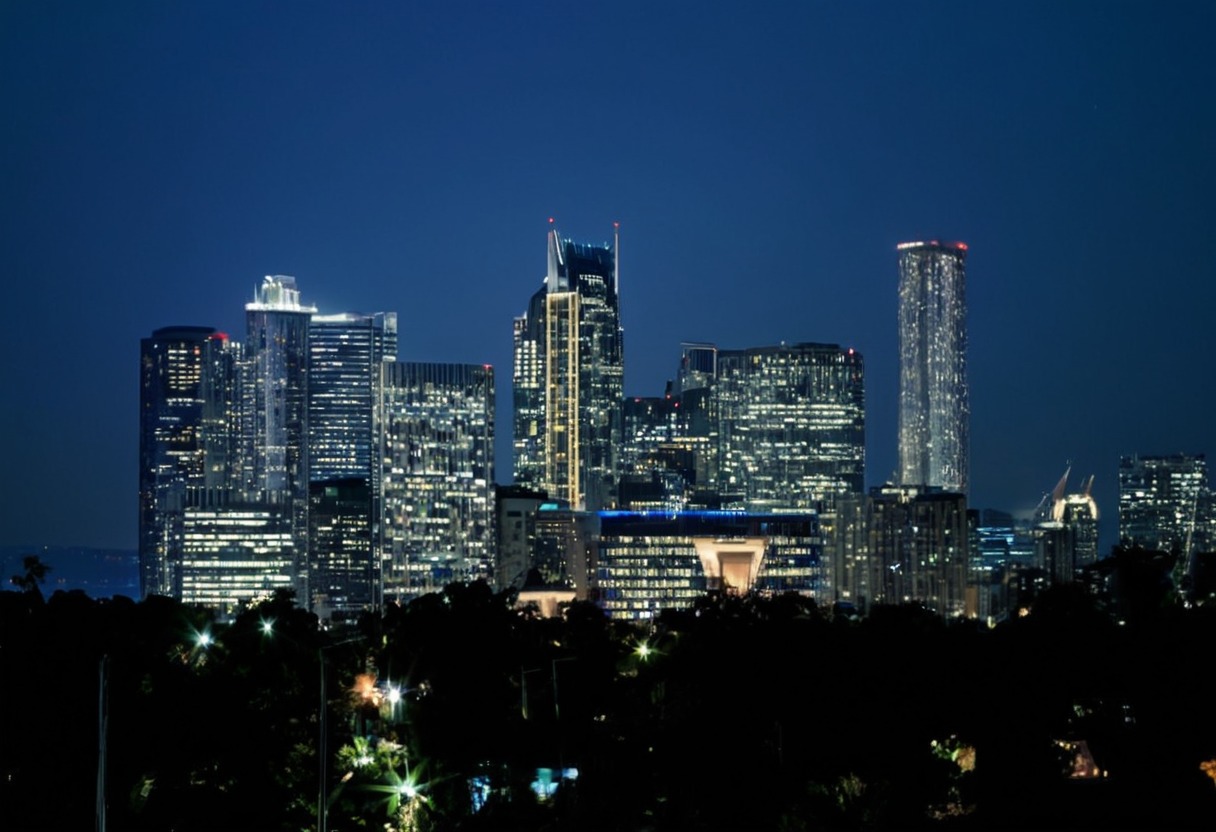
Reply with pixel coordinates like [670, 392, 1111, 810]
[244, 275, 316, 601]
[139, 325, 216, 598]
[513, 222, 623, 510]
[307, 311, 397, 618]
[897, 241, 969, 494]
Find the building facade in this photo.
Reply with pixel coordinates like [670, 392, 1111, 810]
[139, 325, 217, 598]
[179, 503, 295, 615]
[381, 362, 495, 601]
[243, 275, 316, 600]
[512, 224, 623, 511]
[897, 241, 969, 494]
[1119, 454, 1210, 589]
[715, 343, 865, 512]
[595, 510, 824, 620]
[307, 311, 397, 616]
[864, 485, 970, 617]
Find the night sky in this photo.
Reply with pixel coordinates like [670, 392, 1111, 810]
[3, 1, 1213, 551]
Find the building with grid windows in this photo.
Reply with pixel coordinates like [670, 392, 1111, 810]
[243, 275, 316, 600]
[715, 343, 865, 513]
[381, 362, 495, 601]
[512, 223, 623, 511]
[595, 510, 823, 620]
[1119, 454, 1210, 587]
[307, 311, 397, 617]
[139, 325, 218, 598]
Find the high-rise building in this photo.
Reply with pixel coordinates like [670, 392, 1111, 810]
[308, 312, 398, 483]
[244, 275, 316, 601]
[307, 311, 397, 617]
[715, 343, 865, 512]
[1033, 468, 1100, 584]
[864, 484, 970, 617]
[199, 332, 243, 495]
[381, 362, 495, 601]
[512, 223, 623, 511]
[139, 326, 216, 598]
[1119, 453, 1210, 567]
[897, 241, 969, 494]
[309, 478, 376, 622]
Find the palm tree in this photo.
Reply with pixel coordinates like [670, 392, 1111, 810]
[10, 554, 51, 602]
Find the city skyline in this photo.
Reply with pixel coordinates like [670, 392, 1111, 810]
[3, 2, 1215, 551]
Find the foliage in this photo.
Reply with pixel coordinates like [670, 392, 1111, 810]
[3, 584, 1216, 829]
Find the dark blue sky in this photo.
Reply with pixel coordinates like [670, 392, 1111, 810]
[3, 1, 1213, 550]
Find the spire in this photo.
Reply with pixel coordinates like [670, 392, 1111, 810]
[613, 221, 620, 296]
[546, 219, 563, 293]
[1051, 465, 1071, 505]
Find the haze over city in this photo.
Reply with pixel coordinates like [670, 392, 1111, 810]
[3, 1, 1214, 551]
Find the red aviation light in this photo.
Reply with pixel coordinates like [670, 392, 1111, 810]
[210, 332, 230, 342]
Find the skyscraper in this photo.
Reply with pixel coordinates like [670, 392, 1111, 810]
[308, 312, 398, 483]
[897, 241, 969, 494]
[715, 343, 865, 512]
[307, 311, 397, 617]
[1119, 453, 1209, 558]
[512, 223, 623, 511]
[381, 362, 495, 600]
[139, 325, 216, 598]
[244, 275, 316, 601]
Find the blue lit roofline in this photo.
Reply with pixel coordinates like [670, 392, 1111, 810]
[597, 510, 818, 520]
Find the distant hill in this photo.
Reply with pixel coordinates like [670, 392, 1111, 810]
[2, 545, 139, 600]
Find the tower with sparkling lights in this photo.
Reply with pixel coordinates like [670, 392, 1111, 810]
[897, 241, 969, 494]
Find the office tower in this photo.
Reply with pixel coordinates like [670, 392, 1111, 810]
[309, 478, 375, 623]
[244, 275, 316, 601]
[308, 311, 397, 617]
[532, 504, 599, 596]
[596, 511, 823, 620]
[1033, 468, 1100, 584]
[619, 396, 690, 511]
[512, 223, 623, 511]
[381, 362, 495, 601]
[715, 343, 865, 512]
[309, 312, 398, 483]
[898, 241, 969, 494]
[1119, 453, 1210, 571]
[865, 485, 970, 617]
[495, 484, 548, 590]
[139, 326, 216, 598]
[513, 290, 547, 488]
[179, 503, 295, 615]
[199, 332, 243, 495]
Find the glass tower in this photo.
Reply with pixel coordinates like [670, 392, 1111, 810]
[139, 325, 216, 598]
[308, 312, 398, 483]
[307, 311, 397, 617]
[244, 275, 316, 601]
[512, 223, 623, 511]
[381, 362, 495, 601]
[715, 343, 865, 512]
[898, 241, 969, 494]
[1119, 453, 1209, 557]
